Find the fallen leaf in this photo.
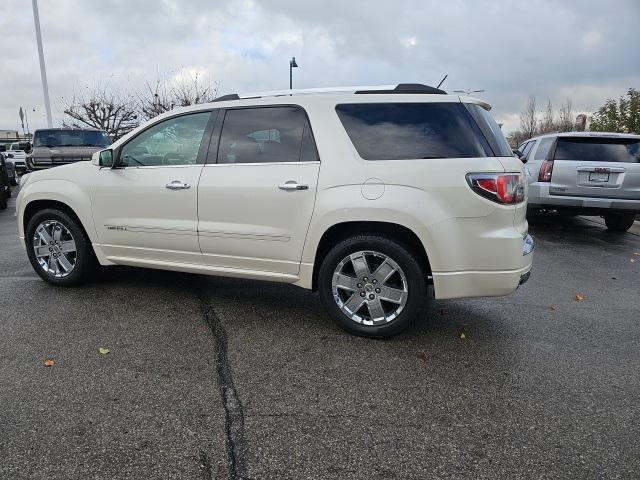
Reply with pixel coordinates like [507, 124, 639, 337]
[550, 305, 556, 311]
[633, 252, 640, 256]
[575, 293, 584, 301]
[631, 259, 636, 263]
[416, 352, 427, 361]
[611, 277, 617, 280]
[44, 359, 55, 367]
[98, 347, 110, 355]
[459, 332, 466, 340]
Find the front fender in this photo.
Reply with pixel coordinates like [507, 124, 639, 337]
[17, 179, 98, 243]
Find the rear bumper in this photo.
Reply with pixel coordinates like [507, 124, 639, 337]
[433, 234, 533, 300]
[529, 183, 640, 213]
[433, 262, 532, 299]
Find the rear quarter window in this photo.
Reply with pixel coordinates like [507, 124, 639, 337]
[335, 103, 493, 160]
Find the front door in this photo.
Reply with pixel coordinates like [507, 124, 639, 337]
[91, 111, 214, 264]
[197, 106, 320, 275]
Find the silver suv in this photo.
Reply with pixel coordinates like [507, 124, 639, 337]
[520, 132, 640, 232]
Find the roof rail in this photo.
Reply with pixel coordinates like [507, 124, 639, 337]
[211, 83, 447, 102]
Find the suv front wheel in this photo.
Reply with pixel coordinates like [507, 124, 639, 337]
[318, 235, 426, 338]
[26, 208, 97, 286]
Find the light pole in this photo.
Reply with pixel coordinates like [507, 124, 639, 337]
[289, 57, 298, 90]
[32, 0, 52, 127]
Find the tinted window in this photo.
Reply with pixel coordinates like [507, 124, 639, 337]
[120, 112, 210, 167]
[554, 137, 640, 163]
[534, 137, 554, 160]
[33, 130, 111, 148]
[335, 103, 491, 160]
[218, 107, 313, 164]
[465, 103, 512, 156]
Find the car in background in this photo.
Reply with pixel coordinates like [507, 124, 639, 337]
[2, 142, 29, 185]
[519, 132, 640, 232]
[8, 142, 30, 175]
[0, 152, 11, 210]
[27, 128, 111, 171]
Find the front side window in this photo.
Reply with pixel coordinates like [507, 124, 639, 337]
[335, 103, 492, 160]
[119, 112, 211, 167]
[217, 107, 316, 164]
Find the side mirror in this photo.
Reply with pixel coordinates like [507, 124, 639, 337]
[512, 149, 527, 164]
[92, 149, 114, 168]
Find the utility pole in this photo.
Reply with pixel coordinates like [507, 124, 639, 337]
[32, 0, 52, 127]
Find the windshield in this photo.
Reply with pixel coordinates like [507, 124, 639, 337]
[554, 137, 640, 163]
[34, 130, 111, 148]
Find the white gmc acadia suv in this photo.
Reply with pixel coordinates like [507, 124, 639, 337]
[16, 84, 533, 337]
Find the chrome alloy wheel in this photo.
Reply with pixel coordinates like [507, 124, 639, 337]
[32, 220, 77, 278]
[331, 250, 408, 325]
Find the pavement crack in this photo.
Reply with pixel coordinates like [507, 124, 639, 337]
[197, 289, 248, 480]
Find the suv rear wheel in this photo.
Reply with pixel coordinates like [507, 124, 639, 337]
[26, 208, 97, 286]
[318, 235, 426, 338]
[603, 213, 636, 233]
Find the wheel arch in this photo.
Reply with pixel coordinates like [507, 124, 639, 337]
[19, 181, 98, 243]
[311, 221, 432, 291]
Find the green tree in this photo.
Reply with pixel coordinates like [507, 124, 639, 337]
[590, 88, 640, 133]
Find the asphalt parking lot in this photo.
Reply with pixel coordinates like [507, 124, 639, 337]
[1, 187, 639, 479]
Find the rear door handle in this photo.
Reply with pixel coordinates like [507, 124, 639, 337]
[278, 181, 309, 191]
[165, 180, 191, 190]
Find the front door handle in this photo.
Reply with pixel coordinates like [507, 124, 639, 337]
[278, 181, 309, 191]
[166, 180, 191, 190]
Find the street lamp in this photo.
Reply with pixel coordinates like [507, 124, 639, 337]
[289, 57, 298, 90]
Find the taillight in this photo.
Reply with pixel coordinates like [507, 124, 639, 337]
[538, 159, 554, 182]
[466, 173, 525, 204]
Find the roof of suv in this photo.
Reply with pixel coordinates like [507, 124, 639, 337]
[203, 83, 492, 111]
[33, 127, 108, 133]
[530, 131, 640, 141]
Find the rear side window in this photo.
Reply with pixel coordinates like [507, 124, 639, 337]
[464, 104, 513, 157]
[335, 103, 492, 160]
[534, 137, 554, 160]
[554, 137, 640, 163]
[218, 106, 316, 164]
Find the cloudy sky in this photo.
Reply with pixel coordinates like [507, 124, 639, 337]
[1, 0, 638, 134]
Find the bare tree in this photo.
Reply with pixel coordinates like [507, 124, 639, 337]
[538, 99, 555, 134]
[557, 99, 574, 132]
[519, 95, 538, 140]
[63, 88, 139, 140]
[137, 73, 220, 121]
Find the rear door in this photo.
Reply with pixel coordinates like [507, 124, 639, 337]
[197, 106, 320, 275]
[549, 136, 640, 199]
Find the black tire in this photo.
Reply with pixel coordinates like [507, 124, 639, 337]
[26, 208, 97, 286]
[604, 213, 635, 233]
[9, 172, 17, 186]
[0, 192, 7, 210]
[318, 235, 427, 338]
